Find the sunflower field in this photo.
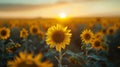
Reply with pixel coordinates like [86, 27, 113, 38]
[0, 18, 120, 67]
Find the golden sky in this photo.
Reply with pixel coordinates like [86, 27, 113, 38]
[0, 0, 120, 18]
[0, 0, 76, 4]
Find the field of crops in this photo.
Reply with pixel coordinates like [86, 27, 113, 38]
[0, 18, 120, 67]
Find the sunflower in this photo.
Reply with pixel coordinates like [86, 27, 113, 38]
[80, 29, 94, 44]
[91, 39, 103, 50]
[101, 19, 109, 28]
[46, 24, 72, 52]
[107, 26, 117, 35]
[94, 32, 104, 39]
[20, 28, 28, 38]
[37, 31, 44, 40]
[114, 22, 120, 29]
[0, 27, 10, 40]
[8, 51, 53, 67]
[87, 22, 94, 29]
[9, 20, 20, 28]
[30, 25, 39, 35]
[102, 29, 107, 34]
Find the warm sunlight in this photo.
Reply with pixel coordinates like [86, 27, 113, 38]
[59, 13, 67, 19]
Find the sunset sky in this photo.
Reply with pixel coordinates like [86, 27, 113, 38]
[0, 0, 58, 4]
[0, 0, 120, 18]
[0, 0, 75, 4]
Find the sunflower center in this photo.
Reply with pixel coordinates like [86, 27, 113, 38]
[109, 29, 114, 34]
[32, 28, 38, 34]
[1, 30, 7, 36]
[52, 30, 65, 43]
[96, 35, 100, 38]
[84, 33, 91, 40]
[17, 61, 38, 67]
[22, 31, 26, 35]
[102, 29, 106, 34]
[94, 41, 101, 47]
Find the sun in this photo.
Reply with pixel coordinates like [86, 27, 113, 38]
[59, 13, 67, 19]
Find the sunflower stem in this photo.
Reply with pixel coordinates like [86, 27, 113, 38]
[95, 50, 98, 55]
[62, 51, 66, 57]
[25, 39, 28, 51]
[1, 40, 5, 57]
[85, 45, 88, 56]
[58, 51, 62, 67]
[85, 49, 88, 56]
[23, 38, 28, 51]
[55, 56, 59, 61]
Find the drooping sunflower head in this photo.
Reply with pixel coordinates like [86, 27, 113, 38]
[8, 51, 53, 67]
[46, 24, 72, 52]
[80, 29, 94, 44]
[30, 25, 39, 35]
[107, 26, 117, 35]
[20, 28, 28, 38]
[91, 39, 103, 50]
[0, 27, 10, 40]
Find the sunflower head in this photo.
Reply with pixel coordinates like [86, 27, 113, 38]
[0, 27, 10, 40]
[20, 28, 28, 38]
[102, 29, 107, 34]
[30, 25, 39, 35]
[107, 26, 117, 35]
[91, 39, 103, 50]
[101, 19, 109, 28]
[46, 24, 72, 52]
[80, 29, 94, 44]
[8, 51, 53, 67]
[94, 32, 104, 39]
[37, 31, 44, 40]
[88, 22, 94, 29]
[9, 20, 20, 28]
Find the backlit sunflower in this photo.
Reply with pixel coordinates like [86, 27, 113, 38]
[80, 29, 94, 44]
[30, 25, 39, 35]
[91, 39, 103, 50]
[46, 24, 72, 52]
[107, 26, 117, 35]
[20, 28, 28, 38]
[0, 27, 10, 40]
[8, 51, 53, 67]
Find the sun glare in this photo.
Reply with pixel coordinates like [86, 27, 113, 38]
[59, 13, 67, 19]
